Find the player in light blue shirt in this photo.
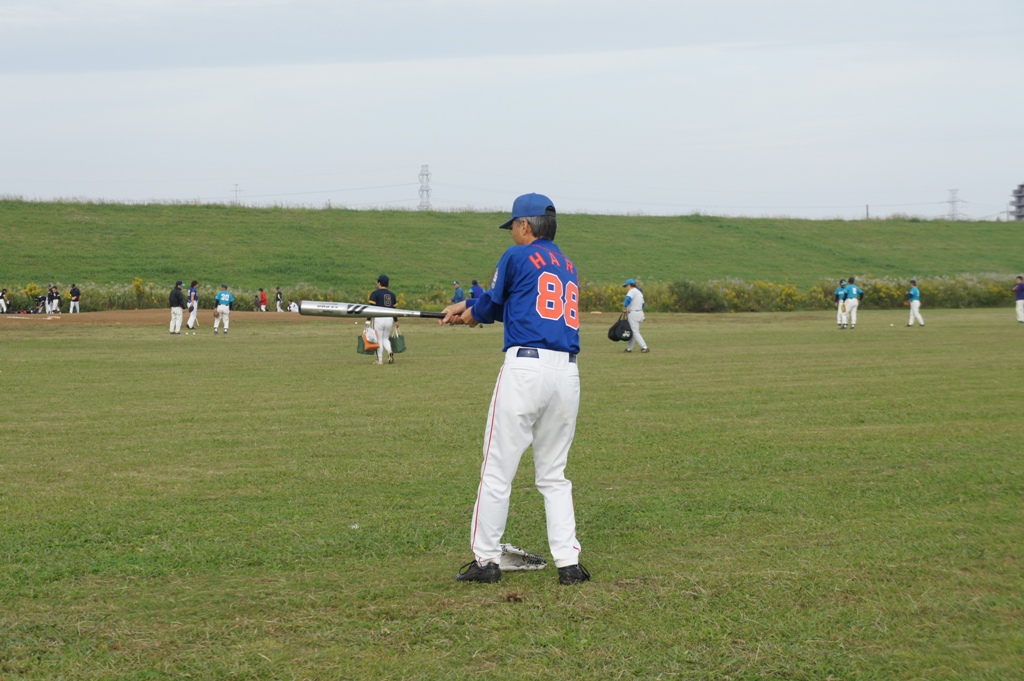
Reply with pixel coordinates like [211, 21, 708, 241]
[906, 279, 924, 327]
[213, 284, 235, 335]
[834, 279, 847, 329]
[843, 277, 863, 329]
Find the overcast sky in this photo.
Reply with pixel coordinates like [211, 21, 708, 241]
[1, 0, 1021, 219]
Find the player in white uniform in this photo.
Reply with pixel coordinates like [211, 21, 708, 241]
[368, 275, 396, 364]
[834, 279, 847, 329]
[443, 192, 588, 586]
[844, 277, 863, 329]
[213, 284, 235, 334]
[906, 280, 924, 327]
[186, 280, 199, 330]
[622, 279, 648, 353]
[168, 281, 186, 334]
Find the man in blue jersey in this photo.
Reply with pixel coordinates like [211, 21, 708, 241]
[213, 284, 235, 335]
[186, 280, 199, 330]
[451, 281, 466, 305]
[469, 279, 484, 299]
[443, 193, 588, 586]
[834, 279, 847, 329]
[1014, 276, 1024, 323]
[844, 276, 863, 329]
[906, 279, 924, 327]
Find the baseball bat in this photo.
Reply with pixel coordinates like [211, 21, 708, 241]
[299, 300, 445, 319]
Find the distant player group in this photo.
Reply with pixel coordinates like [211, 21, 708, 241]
[833, 276, 927, 329]
[166, 281, 300, 335]
[0, 284, 81, 314]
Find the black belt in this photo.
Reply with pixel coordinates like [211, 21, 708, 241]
[515, 347, 576, 363]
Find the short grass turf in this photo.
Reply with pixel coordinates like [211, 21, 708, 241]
[1, 309, 1022, 679]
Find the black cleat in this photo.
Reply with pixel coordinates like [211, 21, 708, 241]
[558, 563, 591, 585]
[455, 560, 501, 583]
[388, 351, 395, 364]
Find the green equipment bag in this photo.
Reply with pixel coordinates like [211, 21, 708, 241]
[390, 323, 407, 353]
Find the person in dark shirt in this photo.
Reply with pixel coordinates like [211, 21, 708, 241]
[47, 285, 61, 314]
[69, 284, 81, 313]
[368, 274, 397, 364]
[168, 280, 187, 334]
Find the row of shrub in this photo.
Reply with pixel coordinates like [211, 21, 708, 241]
[585, 274, 1018, 313]
[2, 274, 1018, 314]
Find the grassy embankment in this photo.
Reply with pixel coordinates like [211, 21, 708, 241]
[1, 200, 1019, 310]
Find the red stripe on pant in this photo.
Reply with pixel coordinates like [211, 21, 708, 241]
[470, 364, 505, 560]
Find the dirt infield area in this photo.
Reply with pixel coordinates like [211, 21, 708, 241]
[0, 309, 319, 327]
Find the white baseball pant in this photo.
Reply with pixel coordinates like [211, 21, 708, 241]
[213, 305, 230, 331]
[908, 300, 924, 326]
[470, 347, 581, 569]
[626, 311, 646, 351]
[187, 304, 198, 329]
[69, 301, 80, 313]
[169, 307, 183, 333]
[837, 301, 847, 326]
[372, 317, 393, 362]
[845, 298, 860, 327]
[0, 299, 6, 313]
[1016, 300, 1024, 323]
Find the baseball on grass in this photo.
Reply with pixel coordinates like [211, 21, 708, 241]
[890, 324, 894, 326]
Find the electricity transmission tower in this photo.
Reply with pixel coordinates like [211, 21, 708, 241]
[418, 165, 432, 210]
[945, 189, 962, 221]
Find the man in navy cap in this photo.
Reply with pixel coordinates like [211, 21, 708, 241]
[443, 193, 589, 586]
[369, 274, 397, 364]
[168, 280, 187, 335]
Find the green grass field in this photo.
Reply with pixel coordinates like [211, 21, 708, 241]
[2, 200, 1019, 293]
[2, 310, 1021, 679]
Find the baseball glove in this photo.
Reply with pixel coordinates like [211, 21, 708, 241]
[213, 310, 220, 318]
[498, 543, 547, 571]
[840, 304, 846, 312]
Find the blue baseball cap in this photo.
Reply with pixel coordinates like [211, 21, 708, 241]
[623, 278, 636, 287]
[499, 193, 556, 229]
